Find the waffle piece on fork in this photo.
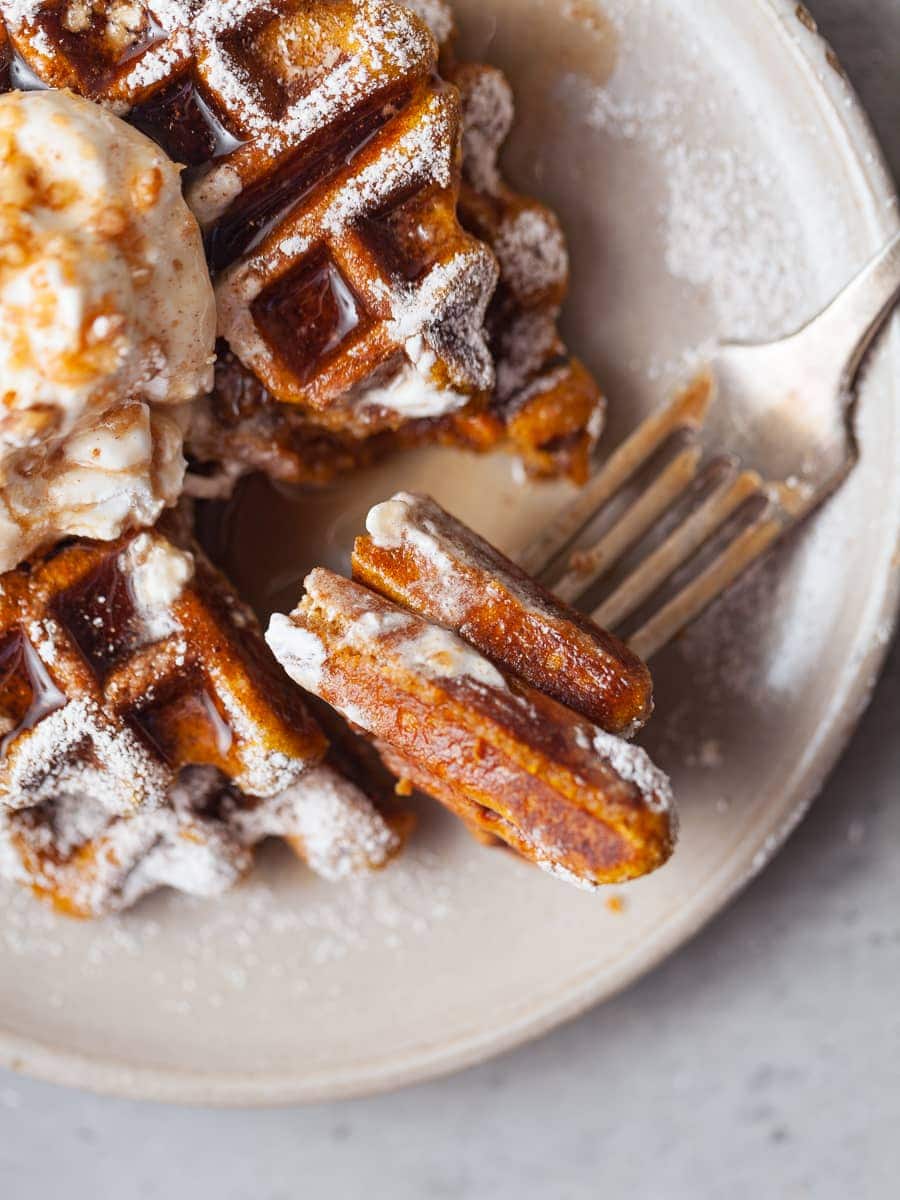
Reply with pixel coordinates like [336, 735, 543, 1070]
[353, 492, 652, 735]
[267, 568, 675, 889]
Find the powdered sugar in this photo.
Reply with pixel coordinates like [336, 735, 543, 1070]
[0, 793, 249, 916]
[456, 63, 515, 197]
[0, 835, 462, 1010]
[229, 765, 399, 881]
[266, 614, 327, 692]
[586, 726, 674, 815]
[0, 754, 401, 914]
[1, 697, 172, 814]
[0, 0, 50, 25]
[566, 2, 807, 341]
[402, 0, 454, 47]
[193, 0, 435, 170]
[492, 207, 567, 300]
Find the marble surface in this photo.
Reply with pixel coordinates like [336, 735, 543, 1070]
[1, 2, 899, 1196]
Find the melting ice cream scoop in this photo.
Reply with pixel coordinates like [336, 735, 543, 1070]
[0, 87, 216, 569]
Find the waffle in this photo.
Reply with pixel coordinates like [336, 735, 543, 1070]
[445, 60, 603, 482]
[0, 0, 603, 487]
[0, 521, 325, 814]
[0, 761, 401, 916]
[185, 39, 604, 488]
[0, 518, 402, 914]
[0, 0, 498, 429]
[267, 568, 675, 889]
[377, 0, 605, 480]
[353, 493, 652, 735]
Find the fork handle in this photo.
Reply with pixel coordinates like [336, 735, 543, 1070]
[800, 229, 900, 387]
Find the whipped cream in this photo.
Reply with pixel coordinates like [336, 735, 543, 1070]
[0, 89, 217, 569]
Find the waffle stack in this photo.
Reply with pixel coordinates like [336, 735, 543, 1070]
[0, 522, 400, 915]
[0, 0, 603, 490]
[0, 1, 642, 915]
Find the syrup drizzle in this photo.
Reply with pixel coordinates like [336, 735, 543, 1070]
[252, 253, 364, 383]
[199, 689, 234, 757]
[130, 75, 246, 169]
[26, 3, 166, 92]
[204, 89, 408, 272]
[54, 555, 135, 682]
[0, 634, 66, 757]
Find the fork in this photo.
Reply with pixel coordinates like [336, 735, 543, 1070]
[519, 230, 900, 662]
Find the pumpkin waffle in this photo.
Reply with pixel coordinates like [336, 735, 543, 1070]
[0, 521, 326, 815]
[183, 33, 604, 488]
[445, 60, 603, 482]
[379, 0, 605, 479]
[267, 568, 675, 889]
[0, 761, 401, 916]
[353, 492, 652, 735]
[0, 0, 603, 487]
[0, 0, 498, 432]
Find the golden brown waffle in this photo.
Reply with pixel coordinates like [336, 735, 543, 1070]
[0, 519, 403, 915]
[0, 0, 498, 431]
[0, 761, 402, 916]
[0, 0, 602, 487]
[0, 521, 325, 814]
[184, 56, 604, 487]
[352, 492, 653, 735]
[445, 61, 604, 482]
[267, 568, 675, 889]
[186, 54, 603, 485]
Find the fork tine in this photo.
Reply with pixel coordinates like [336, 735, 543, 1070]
[520, 371, 714, 577]
[626, 500, 790, 662]
[552, 444, 702, 604]
[592, 466, 763, 630]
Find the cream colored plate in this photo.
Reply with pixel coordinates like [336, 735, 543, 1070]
[1, 0, 898, 1104]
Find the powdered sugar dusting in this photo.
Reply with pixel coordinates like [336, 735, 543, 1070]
[0, 837, 462, 998]
[587, 726, 674, 815]
[491, 207, 568, 301]
[230, 765, 399, 881]
[0, 794, 249, 917]
[457, 63, 515, 197]
[2, 697, 171, 813]
[402, 0, 454, 47]
[563, 0, 807, 341]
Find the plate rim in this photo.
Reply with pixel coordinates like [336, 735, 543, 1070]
[2, 0, 899, 1106]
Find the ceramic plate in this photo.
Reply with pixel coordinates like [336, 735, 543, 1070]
[1, 0, 898, 1104]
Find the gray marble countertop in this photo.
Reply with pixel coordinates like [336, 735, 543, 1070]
[1, 3, 898, 1196]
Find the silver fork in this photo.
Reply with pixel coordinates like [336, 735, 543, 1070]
[520, 230, 900, 662]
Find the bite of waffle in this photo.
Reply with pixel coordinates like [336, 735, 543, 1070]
[267, 498, 676, 891]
